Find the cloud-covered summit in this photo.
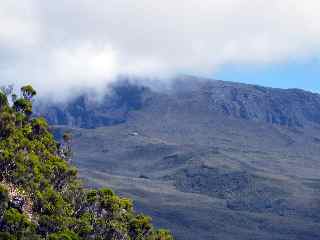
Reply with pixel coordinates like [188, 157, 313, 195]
[1, 0, 320, 99]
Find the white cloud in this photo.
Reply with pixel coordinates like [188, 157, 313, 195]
[1, 0, 320, 98]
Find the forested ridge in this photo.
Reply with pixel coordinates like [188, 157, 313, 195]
[0, 85, 173, 240]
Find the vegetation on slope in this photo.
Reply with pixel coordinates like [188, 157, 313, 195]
[0, 85, 173, 240]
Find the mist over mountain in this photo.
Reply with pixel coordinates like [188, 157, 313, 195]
[37, 76, 320, 128]
[36, 76, 320, 240]
[3, 1, 320, 98]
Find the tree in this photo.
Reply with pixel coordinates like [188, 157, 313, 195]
[31, 117, 49, 136]
[0, 85, 173, 240]
[21, 85, 36, 101]
[59, 132, 73, 162]
[0, 92, 8, 109]
[13, 98, 33, 116]
[0, 111, 15, 138]
[0, 85, 14, 97]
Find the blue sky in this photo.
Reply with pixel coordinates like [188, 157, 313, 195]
[215, 60, 320, 93]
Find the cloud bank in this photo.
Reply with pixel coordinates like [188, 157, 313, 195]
[1, 0, 320, 99]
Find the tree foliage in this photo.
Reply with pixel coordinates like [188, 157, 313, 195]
[21, 85, 36, 101]
[0, 86, 173, 240]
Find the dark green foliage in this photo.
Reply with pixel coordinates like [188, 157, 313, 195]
[148, 230, 174, 240]
[13, 98, 33, 116]
[2, 208, 35, 236]
[0, 86, 173, 239]
[0, 111, 15, 138]
[129, 214, 152, 239]
[48, 231, 80, 240]
[12, 85, 37, 119]
[0, 92, 8, 109]
[21, 85, 36, 101]
[0, 186, 9, 212]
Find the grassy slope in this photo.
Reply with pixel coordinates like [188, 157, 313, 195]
[54, 111, 320, 240]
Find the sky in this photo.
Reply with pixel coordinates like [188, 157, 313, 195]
[1, 0, 320, 100]
[215, 60, 320, 93]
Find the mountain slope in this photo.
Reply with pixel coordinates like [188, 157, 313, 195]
[0, 86, 172, 240]
[37, 77, 320, 240]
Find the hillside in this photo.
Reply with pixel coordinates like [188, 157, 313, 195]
[36, 77, 320, 240]
[0, 86, 172, 240]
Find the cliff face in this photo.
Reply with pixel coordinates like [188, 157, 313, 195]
[37, 78, 320, 129]
[36, 83, 148, 128]
[36, 77, 320, 240]
[198, 82, 320, 127]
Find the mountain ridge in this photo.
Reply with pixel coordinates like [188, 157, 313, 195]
[36, 76, 320, 240]
[36, 77, 320, 129]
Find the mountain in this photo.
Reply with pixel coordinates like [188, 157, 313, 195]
[36, 76, 320, 240]
[0, 86, 172, 240]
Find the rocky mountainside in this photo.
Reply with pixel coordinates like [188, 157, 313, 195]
[36, 76, 320, 240]
[38, 77, 320, 129]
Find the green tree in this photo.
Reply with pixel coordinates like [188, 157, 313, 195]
[0, 92, 8, 109]
[0, 85, 173, 240]
[13, 98, 33, 116]
[21, 85, 37, 101]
